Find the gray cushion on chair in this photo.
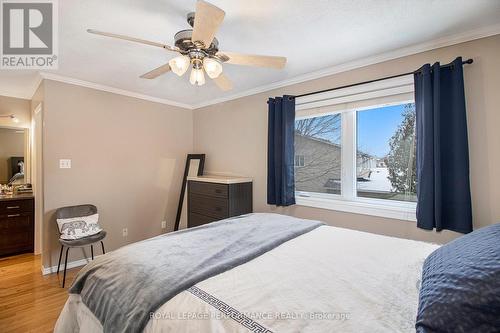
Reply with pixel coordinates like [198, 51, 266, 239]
[59, 231, 107, 247]
[56, 204, 97, 219]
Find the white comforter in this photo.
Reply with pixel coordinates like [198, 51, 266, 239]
[55, 223, 438, 332]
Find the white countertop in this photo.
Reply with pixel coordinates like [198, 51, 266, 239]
[187, 175, 253, 184]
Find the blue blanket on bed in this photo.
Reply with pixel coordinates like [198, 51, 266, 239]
[69, 213, 323, 333]
[416, 223, 500, 332]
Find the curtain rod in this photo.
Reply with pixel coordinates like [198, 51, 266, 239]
[294, 58, 473, 99]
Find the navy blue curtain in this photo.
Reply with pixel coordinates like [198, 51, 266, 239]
[267, 95, 296, 206]
[414, 57, 472, 233]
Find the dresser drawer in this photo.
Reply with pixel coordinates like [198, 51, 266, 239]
[0, 212, 32, 230]
[189, 193, 228, 219]
[0, 212, 33, 256]
[188, 212, 219, 228]
[189, 181, 228, 198]
[0, 199, 34, 215]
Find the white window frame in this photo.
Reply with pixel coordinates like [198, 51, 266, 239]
[294, 75, 417, 221]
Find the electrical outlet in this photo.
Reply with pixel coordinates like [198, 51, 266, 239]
[161, 221, 167, 229]
[122, 228, 128, 237]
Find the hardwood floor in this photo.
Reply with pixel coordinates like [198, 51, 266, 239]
[0, 254, 80, 333]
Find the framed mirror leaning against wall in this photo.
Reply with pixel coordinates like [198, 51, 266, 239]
[174, 154, 205, 231]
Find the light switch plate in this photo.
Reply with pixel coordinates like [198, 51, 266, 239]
[59, 159, 71, 169]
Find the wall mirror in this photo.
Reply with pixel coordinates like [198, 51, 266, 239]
[174, 154, 205, 231]
[0, 127, 29, 187]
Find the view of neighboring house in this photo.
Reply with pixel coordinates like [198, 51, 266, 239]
[295, 133, 416, 201]
[294, 133, 379, 195]
[357, 152, 377, 178]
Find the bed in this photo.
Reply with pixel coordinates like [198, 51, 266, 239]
[55, 213, 440, 333]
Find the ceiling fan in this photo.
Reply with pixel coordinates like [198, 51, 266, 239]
[87, 0, 287, 91]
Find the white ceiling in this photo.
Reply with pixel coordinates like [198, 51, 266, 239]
[1, 0, 500, 108]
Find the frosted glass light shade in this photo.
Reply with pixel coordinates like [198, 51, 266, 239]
[168, 55, 190, 76]
[203, 58, 222, 79]
[189, 67, 205, 86]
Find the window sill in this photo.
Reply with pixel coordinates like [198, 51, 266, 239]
[295, 194, 416, 221]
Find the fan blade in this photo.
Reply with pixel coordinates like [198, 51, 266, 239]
[87, 29, 179, 52]
[191, 1, 225, 48]
[140, 63, 171, 79]
[218, 52, 286, 69]
[213, 73, 233, 91]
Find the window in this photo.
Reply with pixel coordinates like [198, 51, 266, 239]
[356, 104, 416, 202]
[294, 75, 417, 221]
[294, 154, 305, 167]
[295, 114, 341, 194]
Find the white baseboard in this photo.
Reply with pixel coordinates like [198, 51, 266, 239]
[41, 255, 102, 275]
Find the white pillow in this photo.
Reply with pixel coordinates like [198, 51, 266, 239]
[57, 213, 102, 240]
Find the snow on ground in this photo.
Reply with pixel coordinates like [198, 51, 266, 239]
[357, 167, 392, 192]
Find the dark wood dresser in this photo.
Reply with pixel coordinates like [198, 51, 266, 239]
[187, 176, 253, 228]
[0, 195, 34, 257]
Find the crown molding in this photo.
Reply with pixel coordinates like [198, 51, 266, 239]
[191, 23, 500, 109]
[38, 73, 194, 109]
[10, 23, 499, 110]
[0, 90, 30, 100]
[28, 73, 43, 98]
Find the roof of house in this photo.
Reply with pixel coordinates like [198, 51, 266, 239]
[295, 132, 376, 158]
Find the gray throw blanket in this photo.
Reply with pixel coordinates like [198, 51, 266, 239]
[69, 213, 323, 332]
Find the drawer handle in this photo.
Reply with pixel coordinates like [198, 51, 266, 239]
[7, 206, 20, 209]
[214, 207, 222, 212]
[7, 214, 21, 218]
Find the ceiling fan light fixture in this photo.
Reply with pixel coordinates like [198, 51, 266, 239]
[189, 67, 206, 86]
[168, 55, 190, 76]
[87, 1, 287, 91]
[203, 57, 222, 79]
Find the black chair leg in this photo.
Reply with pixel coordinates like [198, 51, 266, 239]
[62, 247, 69, 288]
[57, 245, 64, 274]
[91, 245, 94, 260]
[100, 241, 105, 254]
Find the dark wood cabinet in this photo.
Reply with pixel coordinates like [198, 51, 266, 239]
[188, 178, 252, 228]
[0, 196, 34, 257]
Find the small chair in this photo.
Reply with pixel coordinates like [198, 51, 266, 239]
[55, 204, 106, 287]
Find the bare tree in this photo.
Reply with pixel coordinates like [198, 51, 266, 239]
[295, 114, 341, 142]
